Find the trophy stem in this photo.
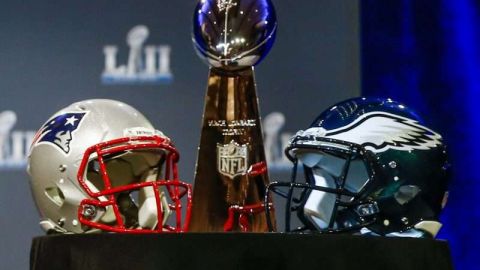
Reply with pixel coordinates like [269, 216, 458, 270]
[190, 67, 275, 232]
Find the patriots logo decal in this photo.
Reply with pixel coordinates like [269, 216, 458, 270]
[302, 112, 442, 153]
[32, 112, 87, 155]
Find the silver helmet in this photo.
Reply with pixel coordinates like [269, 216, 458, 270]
[28, 99, 192, 234]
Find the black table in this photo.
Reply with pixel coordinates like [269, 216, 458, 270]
[30, 233, 453, 270]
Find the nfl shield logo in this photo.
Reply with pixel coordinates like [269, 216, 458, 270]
[217, 140, 248, 179]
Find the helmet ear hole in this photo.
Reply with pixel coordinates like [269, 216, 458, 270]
[44, 186, 65, 207]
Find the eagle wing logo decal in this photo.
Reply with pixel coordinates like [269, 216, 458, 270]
[305, 112, 442, 153]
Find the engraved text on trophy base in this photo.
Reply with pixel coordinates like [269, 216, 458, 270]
[208, 119, 256, 136]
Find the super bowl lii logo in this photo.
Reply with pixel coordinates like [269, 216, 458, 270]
[263, 112, 292, 171]
[101, 25, 173, 85]
[0, 111, 35, 170]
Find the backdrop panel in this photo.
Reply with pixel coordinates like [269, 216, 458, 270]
[0, 1, 360, 269]
[361, 1, 480, 269]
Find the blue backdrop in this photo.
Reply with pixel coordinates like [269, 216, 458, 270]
[361, 0, 480, 269]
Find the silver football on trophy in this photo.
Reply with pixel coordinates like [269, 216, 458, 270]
[193, 0, 277, 71]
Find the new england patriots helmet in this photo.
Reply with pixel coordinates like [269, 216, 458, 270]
[28, 99, 192, 234]
[265, 97, 450, 237]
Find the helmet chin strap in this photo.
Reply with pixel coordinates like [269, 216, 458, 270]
[303, 171, 337, 230]
[358, 227, 426, 237]
[40, 219, 68, 234]
[414, 220, 443, 238]
[138, 169, 172, 230]
[358, 220, 443, 238]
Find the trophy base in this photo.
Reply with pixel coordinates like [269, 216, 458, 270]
[31, 234, 453, 270]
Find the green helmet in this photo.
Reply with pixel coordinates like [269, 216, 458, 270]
[266, 97, 450, 237]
